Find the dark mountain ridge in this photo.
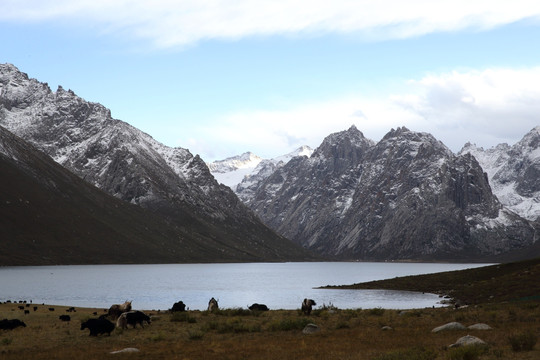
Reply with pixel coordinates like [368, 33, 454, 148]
[245, 126, 539, 261]
[0, 64, 312, 264]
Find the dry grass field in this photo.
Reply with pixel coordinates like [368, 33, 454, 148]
[0, 300, 538, 360]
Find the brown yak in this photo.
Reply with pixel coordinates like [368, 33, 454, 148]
[108, 300, 132, 320]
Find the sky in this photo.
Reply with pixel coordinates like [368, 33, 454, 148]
[1, 1, 540, 162]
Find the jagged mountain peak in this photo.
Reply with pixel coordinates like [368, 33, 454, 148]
[241, 125, 539, 261]
[513, 126, 540, 154]
[1, 63, 312, 263]
[380, 126, 445, 148]
[0, 63, 25, 77]
[370, 127, 453, 169]
[384, 126, 411, 137]
[459, 126, 540, 221]
[209, 145, 314, 193]
[312, 124, 373, 161]
[207, 151, 262, 174]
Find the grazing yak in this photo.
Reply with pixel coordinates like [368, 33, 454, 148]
[170, 301, 186, 312]
[207, 297, 219, 312]
[301, 299, 316, 315]
[0, 319, 26, 330]
[108, 300, 132, 320]
[249, 303, 269, 311]
[116, 311, 151, 329]
[81, 318, 115, 336]
[59, 315, 71, 322]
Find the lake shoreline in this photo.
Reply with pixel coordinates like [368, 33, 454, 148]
[0, 262, 483, 311]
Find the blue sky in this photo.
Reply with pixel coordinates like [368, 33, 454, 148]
[2, 1, 540, 161]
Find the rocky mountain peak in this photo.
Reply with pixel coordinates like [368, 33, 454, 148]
[241, 125, 539, 261]
[207, 151, 262, 173]
[311, 124, 373, 162]
[1, 63, 311, 263]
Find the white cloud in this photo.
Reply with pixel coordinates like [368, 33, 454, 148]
[2, 0, 540, 47]
[191, 66, 540, 160]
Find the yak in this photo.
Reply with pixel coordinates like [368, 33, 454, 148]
[170, 300, 186, 312]
[249, 303, 269, 311]
[116, 310, 151, 329]
[108, 300, 132, 320]
[207, 297, 219, 312]
[0, 319, 26, 330]
[301, 298, 316, 315]
[81, 318, 115, 336]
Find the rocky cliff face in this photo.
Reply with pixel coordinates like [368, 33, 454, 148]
[244, 126, 539, 261]
[233, 146, 314, 203]
[207, 146, 314, 196]
[0, 63, 311, 262]
[207, 152, 263, 190]
[460, 126, 540, 222]
[0, 125, 260, 265]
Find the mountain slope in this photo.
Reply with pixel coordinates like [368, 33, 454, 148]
[208, 146, 314, 195]
[0, 126, 232, 265]
[0, 63, 312, 263]
[207, 152, 263, 190]
[244, 126, 539, 261]
[460, 126, 540, 221]
[230, 146, 314, 202]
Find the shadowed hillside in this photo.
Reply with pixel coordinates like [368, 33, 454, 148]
[0, 126, 314, 265]
[323, 257, 540, 305]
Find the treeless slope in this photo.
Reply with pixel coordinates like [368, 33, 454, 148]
[0, 126, 313, 265]
[324, 257, 540, 305]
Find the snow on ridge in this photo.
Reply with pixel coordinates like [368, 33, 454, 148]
[209, 146, 313, 190]
[207, 152, 262, 174]
[459, 126, 540, 221]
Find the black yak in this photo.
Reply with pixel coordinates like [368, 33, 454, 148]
[116, 311, 151, 329]
[0, 319, 26, 330]
[249, 303, 269, 311]
[81, 318, 115, 336]
[301, 299, 316, 315]
[170, 301, 186, 312]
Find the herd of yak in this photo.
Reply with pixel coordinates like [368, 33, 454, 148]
[0, 298, 317, 336]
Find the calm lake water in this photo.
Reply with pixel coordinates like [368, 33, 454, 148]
[0, 262, 490, 311]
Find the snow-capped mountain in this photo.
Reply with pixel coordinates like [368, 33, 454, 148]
[207, 152, 263, 190]
[242, 126, 539, 261]
[0, 125, 242, 265]
[460, 126, 540, 222]
[208, 146, 313, 200]
[0, 63, 311, 262]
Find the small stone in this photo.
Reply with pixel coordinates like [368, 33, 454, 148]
[449, 335, 486, 348]
[381, 326, 393, 331]
[302, 323, 320, 334]
[468, 323, 492, 330]
[110, 348, 140, 354]
[431, 322, 466, 333]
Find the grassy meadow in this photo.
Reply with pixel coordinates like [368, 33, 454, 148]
[0, 300, 538, 359]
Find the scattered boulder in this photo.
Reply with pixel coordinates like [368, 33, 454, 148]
[449, 335, 487, 348]
[431, 322, 466, 333]
[110, 348, 140, 354]
[468, 323, 492, 330]
[302, 323, 320, 334]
